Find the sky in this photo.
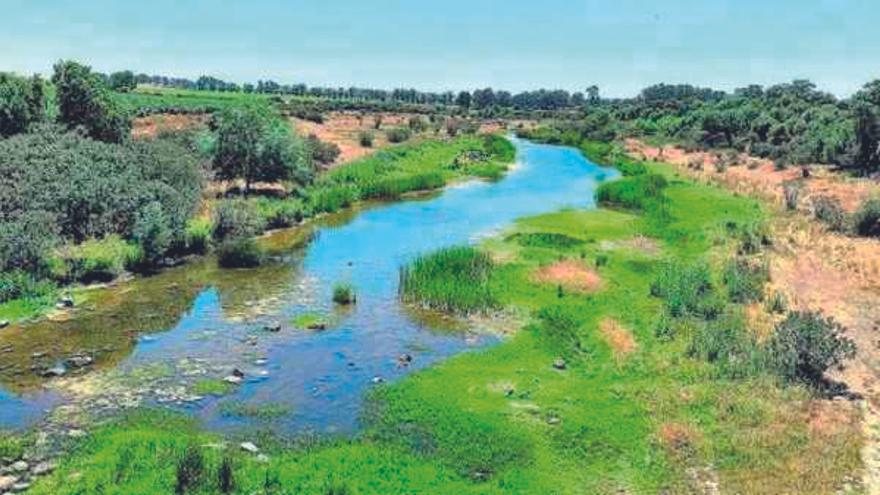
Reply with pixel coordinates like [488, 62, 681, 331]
[1, 0, 877, 97]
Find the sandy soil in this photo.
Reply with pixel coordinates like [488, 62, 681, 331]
[532, 260, 603, 292]
[627, 139, 880, 492]
[132, 113, 210, 139]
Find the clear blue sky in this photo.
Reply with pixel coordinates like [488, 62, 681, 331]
[1, 0, 877, 97]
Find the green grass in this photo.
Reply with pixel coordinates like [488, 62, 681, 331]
[25, 146, 861, 494]
[291, 311, 332, 329]
[191, 379, 234, 397]
[332, 283, 356, 305]
[400, 246, 498, 314]
[114, 86, 269, 115]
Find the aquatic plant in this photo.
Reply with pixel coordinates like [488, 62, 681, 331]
[332, 283, 356, 305]
[399, 246, 497, 313]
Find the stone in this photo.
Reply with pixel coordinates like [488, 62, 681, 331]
[256, 454, 270, 463]
[0, 321, 9, 329]
[67, 429, 86, 438]
[66, 355, 93, 368]
[232, 368, 245, 378]
[240, 442, 259, 454]
[264, 322, 282, 332]
[31, 462, 54, 476]
[306, 322, 326, 330]
[371, 376, 384, 384]
[41, 365, 67, 378]
[0, 476, 17, 492]
[552, 358, 566, 370]
[9, 462, 27, 474]
[11, 482, 30, 493]
[397, 353, 413, 367]
[223, 376, 242, 385]
[59, 296, 74, 308]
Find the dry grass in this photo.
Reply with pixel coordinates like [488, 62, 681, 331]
[598, 317, 637, 360]
[531, 260, 603, 292]
[131, 113, 210, 139]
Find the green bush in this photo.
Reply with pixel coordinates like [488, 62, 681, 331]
[358, 131, 374, 148]
[0, 72, 45, 137]
[51, 235, 142, 282]
[0, 271, 56, 304]
[386, 127, 411, 143]
[853, 198, 880, 237]
[332, 283, 356, 305]
[211, 200, 266, 242]
[688, 308, 763, 378]
[723, 257, 769, 303]
[766, 311, 856, 387]
[400, 246, 497, 313]
[306, 134, 341, 165]
[482, 134, 516, 162]
[175, 444, 205, 494]
[813, 196, 849, 233]
[596, 173, 668, 210]
[53, 60, 131, 143]
[133, 201, 172, 266]
[184, 218, 212, 255]
[536, 303, 583, 348]
[252, 197, 307, 229]
[216, 238, 263, 268]
[650, 260, 716, 318]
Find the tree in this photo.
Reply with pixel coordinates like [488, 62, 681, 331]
[586, 85, 600, 104]
[848, 103, 880, 174]
[133, 201, 172, 266]
[213, 105, 313, 194]
[109, 70, 137, 92]
[0, 73, 44, 137]
[52, 60, 130, 143]
[455, 91, 472, 109]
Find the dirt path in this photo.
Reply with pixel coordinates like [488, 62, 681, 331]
[628, 139, 880, 493]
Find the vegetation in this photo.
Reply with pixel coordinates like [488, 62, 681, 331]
[400, 246, 497, 313]
[332, 283, 356, 305]
[53, 60, 130, 143]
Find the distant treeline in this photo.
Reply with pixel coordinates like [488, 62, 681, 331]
[524, 80, 880, 175]
[111, 71, 595, 111]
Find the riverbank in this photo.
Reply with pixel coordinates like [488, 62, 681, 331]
[17, 142, 862, 494]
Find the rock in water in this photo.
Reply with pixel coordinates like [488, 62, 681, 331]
[223, 375, 242, 385]
[264, 322, 282, 332]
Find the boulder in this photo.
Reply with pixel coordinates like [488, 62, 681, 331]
[0, 321, 9, 329]
[552, 358, 566, 370]
[240, 442, 259, 454]
[0, 476, 17, 492]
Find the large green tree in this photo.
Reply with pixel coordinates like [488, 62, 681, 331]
[52, 60, 130, 143]
[213, 105, 313, 194]
[0, 73, 45, 137]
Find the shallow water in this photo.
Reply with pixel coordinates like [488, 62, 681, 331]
[0, 138, 616, 433]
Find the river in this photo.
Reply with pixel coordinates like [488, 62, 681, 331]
[0, 137, 616, 435]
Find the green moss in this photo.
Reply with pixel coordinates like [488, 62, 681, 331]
[192, 379, 233, 397]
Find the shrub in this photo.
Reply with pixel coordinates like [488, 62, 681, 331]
[482, 134, 516, 162]
[400, 246, 497, 313]
[723, 257, 768, 303]
[0, 271, 56, 304]
[253, 197, 307, 229]
[0, 72, 45, 137]
[216, 238, 263, 268]
[212, 200, 266, 242]
[217, 456, 235, 494]
[688, 308, 763, 378]
[133, 202, 172, 266]
[508, 232, 583, 249]
[184, 218, 212, 255]
[305, 184, 358, 214]
[596, 173, 668, 210]
[767, 311, 856, 387]
[386, 127, 411, 143]
[782, 180, 801, 211]
[51, 235, 142, 282]
[332, 283, 356, 305]
[536, 303, 583, 349]
[735, 221, 771, 254]
[0, 211, 58, 275]
[358, 131, 374, 148]
[306, 134, 341, 165]
[853, 198, 880, 237]
[650, 260, 715, 318]
[813, 196, 849, 233]
[766, 290, 788, 314]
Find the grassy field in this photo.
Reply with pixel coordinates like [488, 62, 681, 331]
[23, 147, 862, 494]
[115, 86, 270, 115]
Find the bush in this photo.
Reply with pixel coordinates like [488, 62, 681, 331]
[133, 202, 172, 266]
[184, 218, 212, 255]
[688, 308, 763, 378]
[853, 198, 880, 237]
[782, 180, 801, 211]
[767, 311, 856, 387]
[332, 283, 356, 305]
[536, 303, 583, 349]
[386, 127, 411, 143]
[358, 131, 374, 148]
[0, 211, 58, 275]
[0, 271, 56, 304]
[813, 195, 849, 232]
[253, 198, 307, 229]
[400, 246, 497, 313]
[306, 134, 341, 165]
[51, 235, 142, 282]
[216, 238, 263, 268]
[596, 173, 668, 210]
[650, 260, 716, 318]
[0, 72, 45, 137]
[735, 221, 771, 254]
[212, 200, 266, 242]
[723, 257, 768, 303]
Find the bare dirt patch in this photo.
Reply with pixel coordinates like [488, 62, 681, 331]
[532, 260, 603, 292]
[132, 113, 210, 140]
[599, 318, 637, 359]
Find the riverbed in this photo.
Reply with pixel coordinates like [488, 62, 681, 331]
[0, 138, 616, 435]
